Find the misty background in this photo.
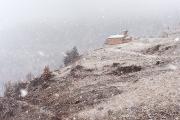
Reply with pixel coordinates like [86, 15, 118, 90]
[0, 0, 180, 92]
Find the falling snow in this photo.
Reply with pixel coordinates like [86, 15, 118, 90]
[20, 89, 28, 97]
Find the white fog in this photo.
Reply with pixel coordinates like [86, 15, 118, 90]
[0, 0, 180, 92]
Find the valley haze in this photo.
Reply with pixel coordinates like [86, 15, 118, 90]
[0, 0, 180, 93]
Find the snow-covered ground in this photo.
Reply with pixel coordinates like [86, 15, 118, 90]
[1, 37, 180, 120]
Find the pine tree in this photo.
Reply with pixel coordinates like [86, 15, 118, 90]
[63, 46, 80, 66]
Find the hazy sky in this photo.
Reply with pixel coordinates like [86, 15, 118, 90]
[0, 0, 180, 29]
[0, 0, 180, 91]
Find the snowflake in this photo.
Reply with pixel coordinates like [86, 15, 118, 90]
[174, 38, 179, 42]
[38, 51, 45, 56]
[20, 89, 28, 97]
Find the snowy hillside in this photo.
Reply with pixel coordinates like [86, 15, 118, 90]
[0, 36, 180, 120]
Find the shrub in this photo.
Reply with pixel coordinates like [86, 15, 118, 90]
[63, 46, 80, 66]
[41, 65, 51, 80]
[4, 81, 14, 98]
[4, 81, 26, 99]
[25, 72, 34, 81]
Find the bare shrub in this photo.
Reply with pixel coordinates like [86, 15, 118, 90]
[110, 65, 142, 76]
[4, 81, 14, 98]
[63, 46, 80, 66]
[41, 66, 52, 80]
[4, 81, 26, 99]
[25, 72, 34, 81]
